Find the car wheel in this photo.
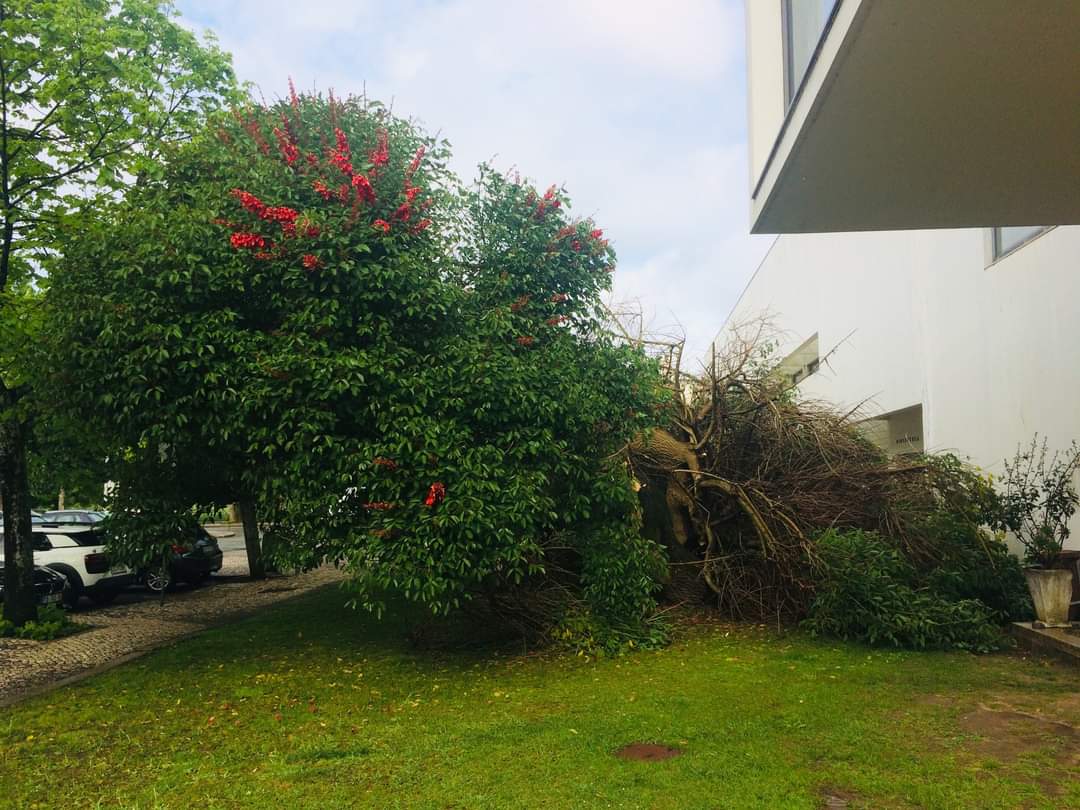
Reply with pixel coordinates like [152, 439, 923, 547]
[143, 567, 174, 593]
[49, 566, 83, 610]
[88, 589, 118, 606]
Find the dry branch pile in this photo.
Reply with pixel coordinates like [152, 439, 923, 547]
[621, 317, 937, 622]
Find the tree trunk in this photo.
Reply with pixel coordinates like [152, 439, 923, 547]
[1, 416, 38, 626]
[58, 488, 65, 510]
[237, 496, 265, 580]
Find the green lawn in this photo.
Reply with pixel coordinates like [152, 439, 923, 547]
[1, 587, 1077, 809]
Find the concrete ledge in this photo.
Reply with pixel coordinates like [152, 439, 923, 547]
[1010, 622, 1080, 665]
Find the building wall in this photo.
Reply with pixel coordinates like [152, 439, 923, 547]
[721, 225, 1080, 550]
[745, 0, 786, 185]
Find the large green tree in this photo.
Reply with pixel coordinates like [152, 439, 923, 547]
[0, 0, 234, 624]
[52, 90, 669, 646]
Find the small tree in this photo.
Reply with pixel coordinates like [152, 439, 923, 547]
[991, 436, 1080, 568]
[51, 89, 668, 645]
[0, 0, 235, 624]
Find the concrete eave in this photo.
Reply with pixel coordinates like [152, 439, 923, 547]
[751, 0, 1080, 235]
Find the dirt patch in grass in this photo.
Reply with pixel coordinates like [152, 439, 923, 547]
[818, 787, 857, 808]
[959, 701, 1080, 762]
[613, 742, 682, 761]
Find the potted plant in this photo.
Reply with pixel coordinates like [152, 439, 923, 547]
[991, 436, 1079, 626]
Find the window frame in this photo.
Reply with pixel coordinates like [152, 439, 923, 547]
[781, 0, 842, 107]
[987, 226, 1054, 265]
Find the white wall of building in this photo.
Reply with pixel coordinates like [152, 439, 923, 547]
[721, 225, 1080, 550]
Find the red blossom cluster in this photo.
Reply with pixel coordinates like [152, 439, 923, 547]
[406, 145, 425, 180]
[373, 457, 398, 470]
[369, 129, 389, 167]
[362, 501, 395, 511]
[230, 232, 265, 250]
[424, 482, 446, 508]
[410, 218, 432, 234]
[372, 219, 390, 233]
[352, 173, 376, 204]
[545, 315, 569, 327]
[288, 77, 300, 111]
[301, 253, 321, 270]
[516, 335, 535, 347]
[273, 126, 299, 165]
[312, 179, 333, 200]
[549, 293, 568, 303]
[510, 294, 530, 313]
[329, 128, 353, 175]
[393, 202, 411, 222]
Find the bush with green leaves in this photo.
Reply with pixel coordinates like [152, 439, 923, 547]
[989, 436, 1080, 568]
[804, 529, 1005, 652]
[0, 604, 75, 641]
[49, 89, 669, 649]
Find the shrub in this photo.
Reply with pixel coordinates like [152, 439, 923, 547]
[2, 604, 75, 641]
[804, 529, 1004, 652]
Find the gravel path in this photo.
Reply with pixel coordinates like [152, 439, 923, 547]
[0, 532, 344, 704]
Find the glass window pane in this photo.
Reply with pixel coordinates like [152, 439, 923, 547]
[784, 0, 839, 104]
[995, 226, 1047, 257]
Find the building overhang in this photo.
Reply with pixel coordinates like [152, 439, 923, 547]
[751, 0, 1080, 234]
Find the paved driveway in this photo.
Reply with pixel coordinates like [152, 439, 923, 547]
[0, 529, 344, 704]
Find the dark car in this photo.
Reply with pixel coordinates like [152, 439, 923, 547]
[0, 561, 68, 607]
[39, 510, 105, 525]
[141, 528, 223, 593]
[0, 511, 47, 526]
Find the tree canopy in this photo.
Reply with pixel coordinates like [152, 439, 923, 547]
[0, 0, 236, 624]
[50, 89, 669, 647]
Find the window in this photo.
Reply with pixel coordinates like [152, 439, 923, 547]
[992, 226, 1050, 259]
[775, 333, 820, 387]
[783, 0, 839, 105]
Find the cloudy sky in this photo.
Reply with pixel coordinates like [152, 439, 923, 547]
[176, 0, 775, 366]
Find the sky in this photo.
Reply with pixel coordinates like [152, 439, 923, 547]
[175, 0, 775, 367]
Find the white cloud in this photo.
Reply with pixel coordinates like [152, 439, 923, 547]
[176, 0, 770, 364]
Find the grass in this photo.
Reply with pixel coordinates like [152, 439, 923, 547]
[1, 586, 1078, 809]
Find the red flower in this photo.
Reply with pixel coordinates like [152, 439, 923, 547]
[312, 180, 333, 200]
[406, 145, 426, 180]
[242, 118, 270, 155]
[516, 335, 535, 347]
[571, 240, 582, 252]
[262, 206, 299, 224]
[352, 173, 376, 204]
[304, 223, 321, 238]
[510, 294, 530, 313]
[231, 189, 266, 216]
[253, 251, 274, 261]
[273, 127, 299, 165]
[393, 203, 412, 222]
[543, 185, 556, 201]
[373, 457, 398, 470]
[409, 218, 432, 234]
[369, 129, 390, 167]
[329, 128, 353, 175]
[230, 232, 266, 250]
[362, 501, 395, 511]
[404, 184, 422, 203]
[288, 77, 300, 110]
[306, 152, 319, 167]
[590, 229, 603, 240]
[545, 315, 569, 327]
[423, 482, 446, 508]
[550, 293, 568, 303]
[556, 226, 576, 239]
[524, 191, 536, 205]
[372, 219, 391, 233]
[301, 253, 321, 270]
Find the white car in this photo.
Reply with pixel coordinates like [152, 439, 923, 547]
[0, 526, 135, 608]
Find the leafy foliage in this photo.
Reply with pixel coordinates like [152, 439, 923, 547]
[0, 604, 75, 640]
[1, 0, 236, 626]
[49, 90, 668, 647]
[989, 435, 1080, 567]
[804, 529, 1004, 652]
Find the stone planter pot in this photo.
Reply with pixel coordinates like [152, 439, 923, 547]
[1023, 568, 1074, 626]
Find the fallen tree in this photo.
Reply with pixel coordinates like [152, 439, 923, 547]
[620, 316, 1031, 646]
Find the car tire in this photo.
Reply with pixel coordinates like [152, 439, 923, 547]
[143, 567, 174, 593]
[48, 565, 83, 610]
[88, 589, 118, 606]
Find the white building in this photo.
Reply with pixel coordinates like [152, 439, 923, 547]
[728, 1, 1080, 549]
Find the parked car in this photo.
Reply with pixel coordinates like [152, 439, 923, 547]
[0, 561, 68, 607]
[0, 525, 135, 608]
[0, 511, 47, 525]
[39, 510, 106, 525]
[140, 527, 223, 592]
